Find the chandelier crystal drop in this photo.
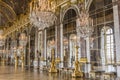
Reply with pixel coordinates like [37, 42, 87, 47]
[30, 0, 56, 29]
[77, 1, 94, 38]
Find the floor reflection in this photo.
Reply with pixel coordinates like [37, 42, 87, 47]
[0, 66, 86, 80]
[0, 66, 118, 80]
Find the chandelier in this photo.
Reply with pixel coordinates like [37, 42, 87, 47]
[11, 40, 17, 49]
[0, 30, 5, 46]
[77, 1, 94, 38]
[30, 0, 56, 29]
[63, 37, 68, 45]
[19, 33, 27, 47]
[49, 39, 55, 48]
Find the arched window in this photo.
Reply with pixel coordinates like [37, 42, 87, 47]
[101, 27, 114, 65]
[106, 28, 114, 64]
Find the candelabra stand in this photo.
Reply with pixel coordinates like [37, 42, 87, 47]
[49, 48, 57, 73]
[14, 52, 18, 69]
[2, 57, 5, 66]
[72, 46, 83, 77]
[19, 33, 27, 70]
[21, 51, 24, 70]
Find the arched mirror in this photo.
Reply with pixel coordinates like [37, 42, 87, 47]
[63, 9, 77, 68]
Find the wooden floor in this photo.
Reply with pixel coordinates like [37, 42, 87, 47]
[0, 66, 119, 80]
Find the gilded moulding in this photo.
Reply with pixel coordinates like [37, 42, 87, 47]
[3, 14, 30, 37]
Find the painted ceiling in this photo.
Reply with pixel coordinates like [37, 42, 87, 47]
[0, 0, 31, 29]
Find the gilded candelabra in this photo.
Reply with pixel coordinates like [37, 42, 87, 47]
[49, 48, 57, 73]
[19, 33, 27, 70]
[14, 52, 18, 68]
[72, 46, 83, 77]
[21, 51, 24, 70]
[2, 57, 5, 66]
[0, 30, 5, 66]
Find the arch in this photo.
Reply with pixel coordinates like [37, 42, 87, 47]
[101, 26, 113, 34]
[29, 27, 36, 35]
[0, 1, 16, 16]
[61, 5, 79, 23]
[22, 30, 28, 36]
[63, 9, 77, 21]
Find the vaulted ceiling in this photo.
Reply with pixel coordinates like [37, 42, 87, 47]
[0, 0, 31, 29]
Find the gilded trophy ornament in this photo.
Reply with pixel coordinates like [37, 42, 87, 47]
[49, 48, 57, 73]
[21, 51, 24, 70]
[72, 46, 83, 78]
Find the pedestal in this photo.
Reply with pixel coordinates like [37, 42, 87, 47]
[79, 57, 88, 77]
[49, 48, 57, 73]
[49, 61, 57, 73]
[2, 58, 5, 66]
[15, 57, 18, 69]
[72, 60, 83, 78]
[21, 56, 24, 70]
[72, 46, 83, 78]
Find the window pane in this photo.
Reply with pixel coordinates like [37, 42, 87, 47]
[105, 28, 114, 63]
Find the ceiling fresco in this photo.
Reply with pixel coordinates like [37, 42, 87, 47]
[0, 0, 31, 29]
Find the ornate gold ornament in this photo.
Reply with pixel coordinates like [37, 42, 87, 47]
[3, 14, 30, 37]
[72, 46, 83, 77]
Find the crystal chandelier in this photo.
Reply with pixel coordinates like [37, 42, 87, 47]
[19, 33, 27, 47]
[11, 40, 17, 49]
[77, 1, 94, 38]
[30, 0, 56, 29]
[63, 37, 68, 45]
[0, 30, 5, 46]
[49, 39, 55, 48]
